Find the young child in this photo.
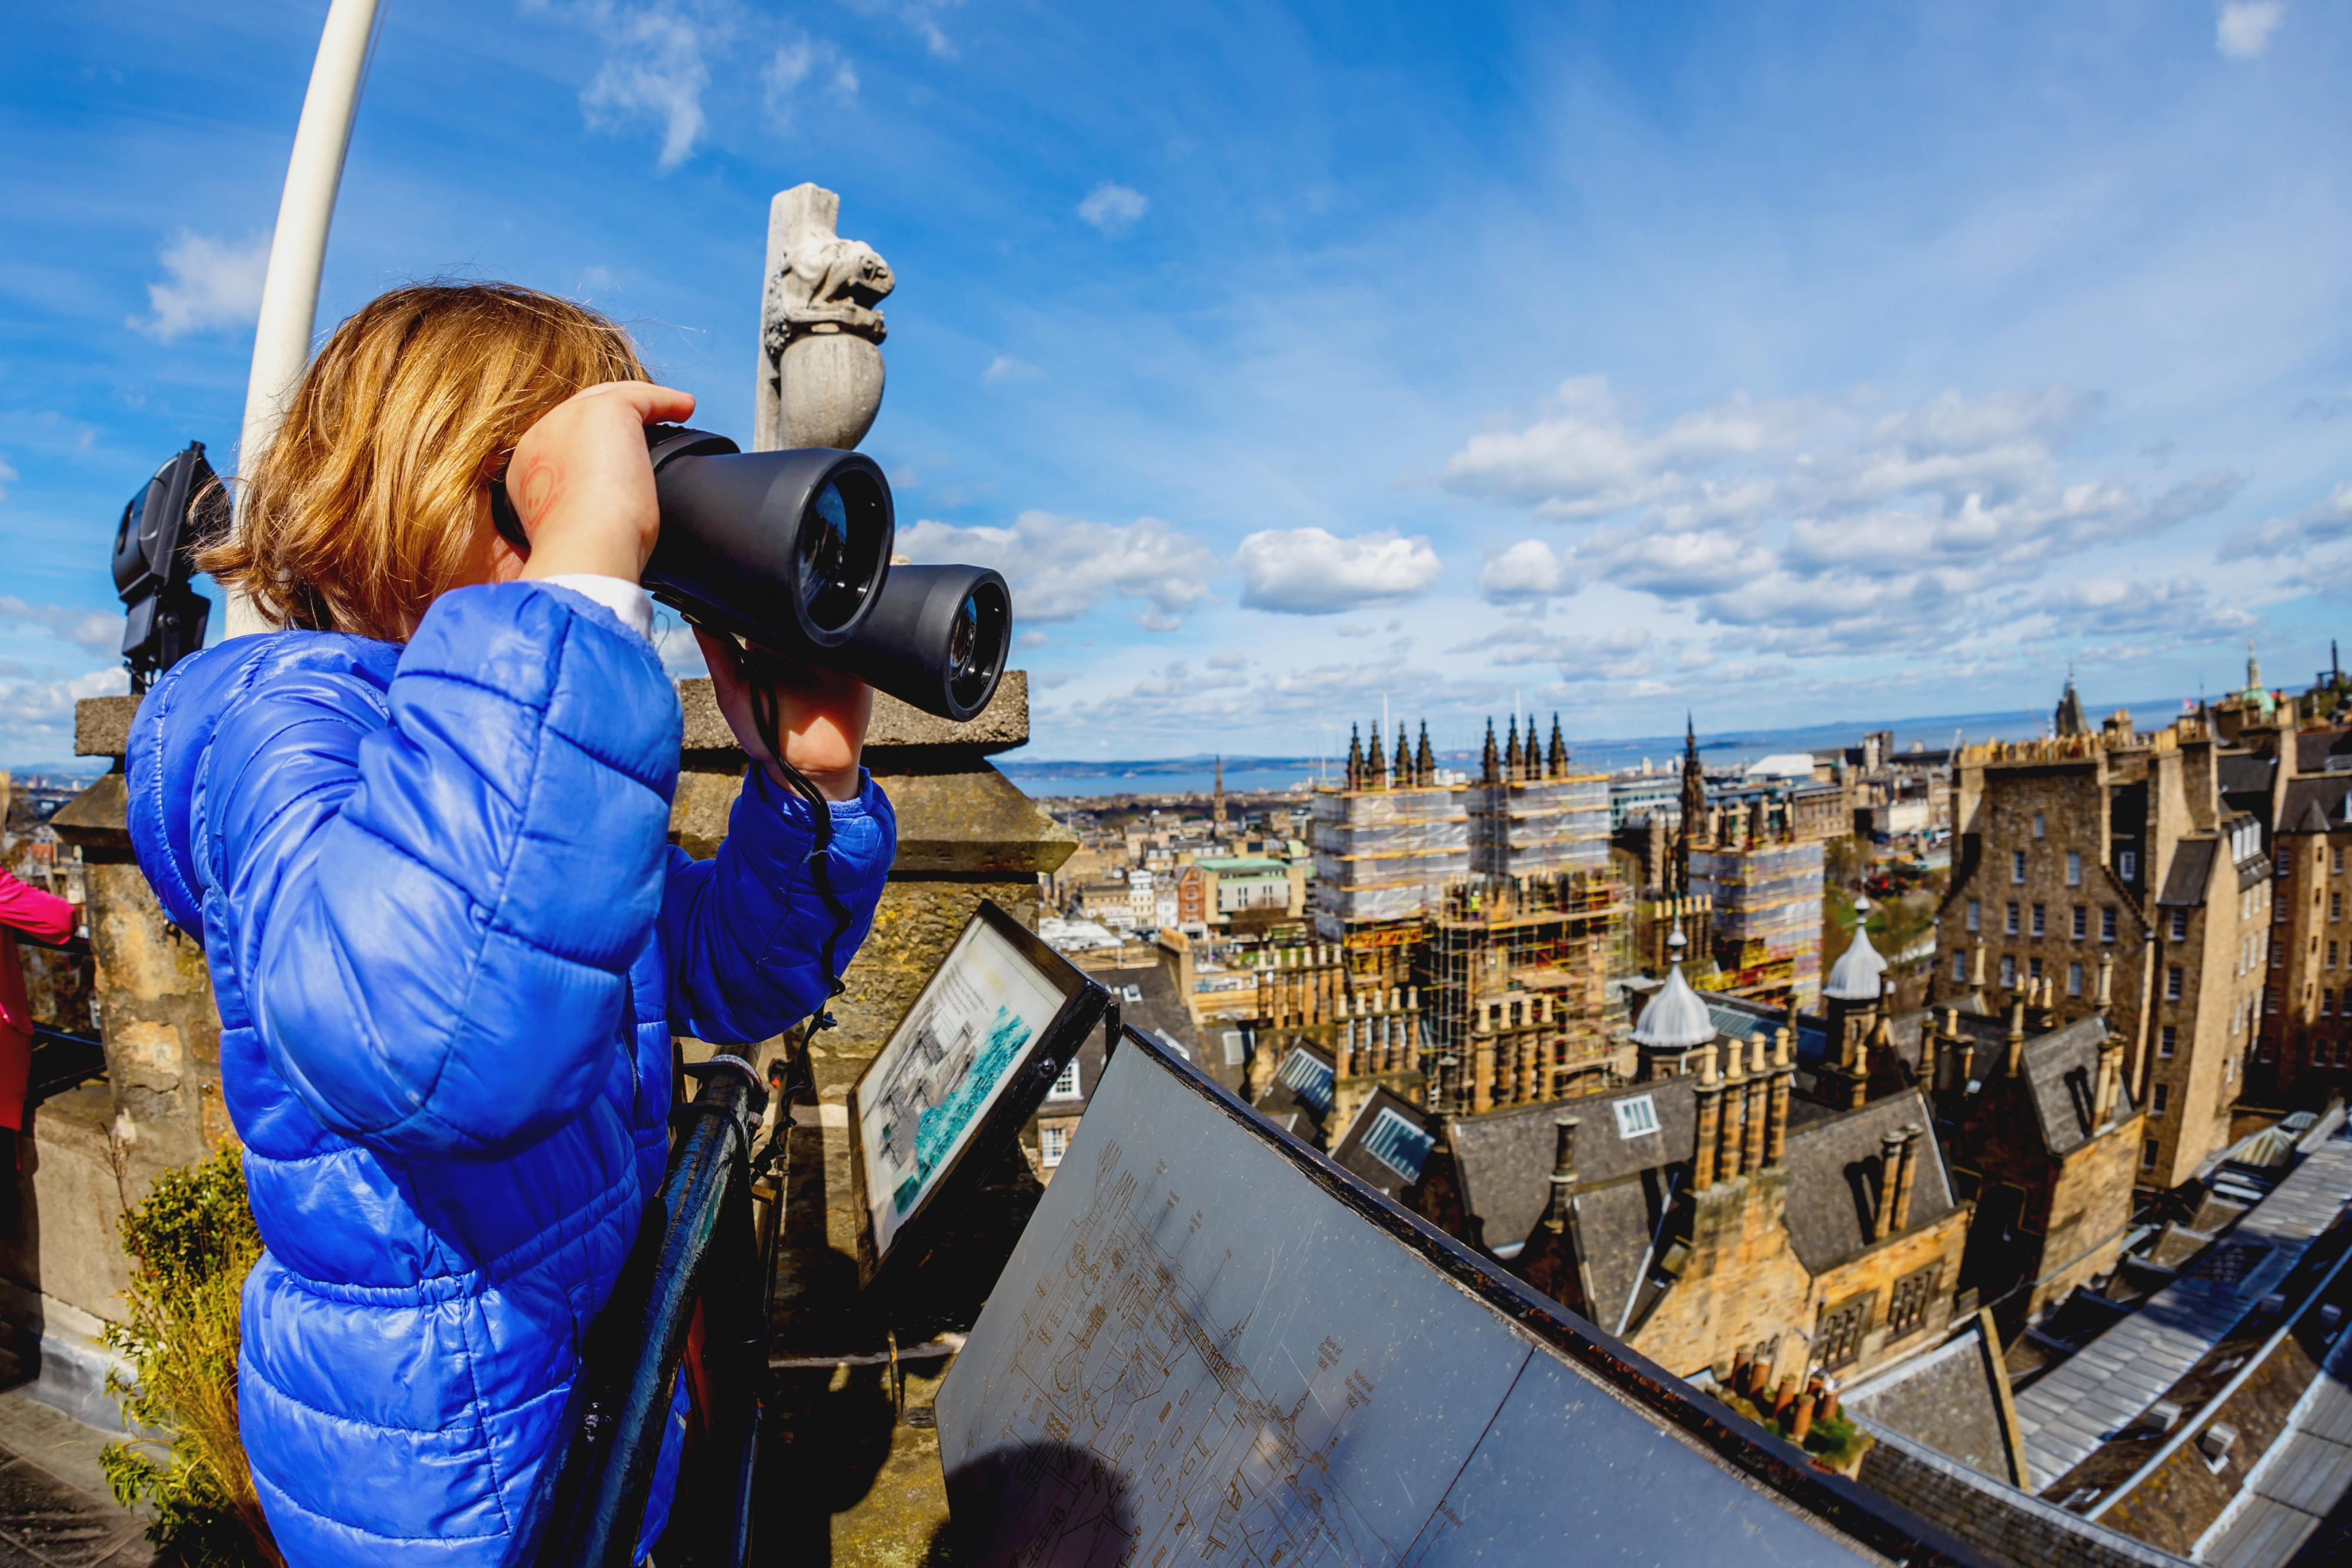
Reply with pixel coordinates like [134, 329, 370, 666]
[125, 282, 895, 1565]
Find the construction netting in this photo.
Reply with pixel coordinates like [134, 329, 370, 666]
[1690, 841, 1826, 1007]
[1309, 784, 1472, 922]
[1470, 775, 1609, 877]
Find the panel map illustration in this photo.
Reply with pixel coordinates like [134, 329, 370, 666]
[936, 1041, 1882, 1568]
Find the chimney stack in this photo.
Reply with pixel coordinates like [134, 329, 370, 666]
[2093, 1031, 2123, 1126]
[1544, 1116, 1581, 1233]
[2096, 951, 2114, 1011]
[1766, 1027, 1794, 1168]
[1693, 1047, 1723, 1191]
[1873, 1128, 1906, 1241]
[1718, 1045, 1748, 1181]
[1891, 1124, 1922, 1232]
[2004, 994, 2027, 1078]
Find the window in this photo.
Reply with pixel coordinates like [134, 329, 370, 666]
[2013, 850, 2028, 884]
[2030, 955, 2044, 981]
[1361, 1108, 1436, 1181]
[1966, 899, 1980, 932]
[2333, 942, 2341, 970]
[2143, 1138, 2161, 1170]
[1887, 1263, 1940, 1340]
[1818, 1293, 1875, 1370]
[2170, 909, 2188, 942]
[2160, 1025, 2177, 1058]
[2337, 847, 2346, 874]
[2328, 989, 2337, 1018]
[2033, 904, 2046, 937]
[2336, 892, 2344, 922]
[1952, 952, 1967, 982]
[2073, 905, 2088, 940]
[2006, 902, 2021, 936]
[2000, 954, 2017, 987]
[1278, 1048, 1334, 1113]
[1221, 1030, 1248, 1067]
[2067, 850, 2083, 886]
[2069, 961, 2084, 997]
[2120, 850, 2139, 882]
[1050, 1061, 1084, 1100]
[2103, 907, 2118, 943]
[2167, 965, 2184, 1001]
[2152, 1083, 2170, 1119]
[1039, 1124, 1070, 1167]
[2034, 811, 2046, 840]
[1613, 1093, 1662, 1140]
[2267, 987, 2279, 1014]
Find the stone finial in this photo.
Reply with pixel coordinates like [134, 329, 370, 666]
[758, 183, 894, 452]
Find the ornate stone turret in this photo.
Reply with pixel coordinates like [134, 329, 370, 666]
[1394, 727, 1412, 790]
[1346, 723, 1364, 791]
[1367, 721, 1387, 790]
[1480, 719, 1501, 785]
[1631, 928, 1717, 1081]
[1503, 717, 1522, 780]
[1415, 722, 1436, 787]
[1546, 714, 1568, 779]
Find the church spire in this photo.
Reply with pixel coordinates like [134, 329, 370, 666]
[1345, 723, 1364, 791]
[1504, 716, 1522, 780]
[1547, 714, 1568, 779]
[1394, 726, 1412, 790]
[1212, 754, 1227, 827]
[1415, 721, 1436, 787]
[1481, 718, 1501, 785]
[1368, 720, 1387, 789]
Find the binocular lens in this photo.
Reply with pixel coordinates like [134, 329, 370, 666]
[947, 578, 1010, 712]
[793, 468, 890, 633]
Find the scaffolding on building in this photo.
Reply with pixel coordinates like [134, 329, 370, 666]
[1689, 840, 1826, 1008]
[1309, 783, 1472, 932]
[1418, 871, 1626, 1115]
[1472, 771, 1610, 878]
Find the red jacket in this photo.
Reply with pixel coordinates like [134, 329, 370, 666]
[0, 866, 78, 1131]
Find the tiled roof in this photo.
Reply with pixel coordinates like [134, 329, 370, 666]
[1846, 1319, 2015, 1482]
[2278, 775, 2352, 836]
[2017, 1015, 2130, 1158]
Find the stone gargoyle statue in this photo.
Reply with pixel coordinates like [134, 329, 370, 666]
[757, 183, 896, 451]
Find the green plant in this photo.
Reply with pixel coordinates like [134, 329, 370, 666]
[100, 1148, 283, 1567]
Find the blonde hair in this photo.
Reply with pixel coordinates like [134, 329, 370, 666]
[201, 282, 646, 640]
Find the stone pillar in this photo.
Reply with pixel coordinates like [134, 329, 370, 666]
[1716, 1056, 1746, 1181]
[1765, 1030, 1793, 1170]
[1471, 1026, 1496, 1115]
[1741, 1041, 1769, 1175]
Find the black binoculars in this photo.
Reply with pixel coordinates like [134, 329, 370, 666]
[496, 427, 1010, 722]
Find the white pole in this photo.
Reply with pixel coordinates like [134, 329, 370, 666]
[225, 0, 385, 638]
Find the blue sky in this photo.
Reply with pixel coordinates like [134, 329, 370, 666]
[4, 1, 2350, 768]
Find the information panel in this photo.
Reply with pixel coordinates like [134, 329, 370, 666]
[854, 911, 1073, 1263]
[936, 1032, 1976, 1568]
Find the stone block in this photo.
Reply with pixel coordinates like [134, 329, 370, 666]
[73, 697, 140, 761]
[678, 670, 1030, 757]
[0, 1086, 131, 1331]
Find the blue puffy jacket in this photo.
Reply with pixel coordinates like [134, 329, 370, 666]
[124, 583, 895, 1565]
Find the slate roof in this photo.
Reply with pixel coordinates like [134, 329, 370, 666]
[1781, 1089, 1956, 1272]
[1846, 1320, 2015, 1482]
[2012, 1131, 2352, 1489]
[2278, 775, 2352, 836]
[2201, 1318, 2352, 1567]
[2017, 1015, 2132, 1158]
[1449, 1078, 1698, 1257]
[2157, 838, 2219, 907]
[2218, 753, 2277, 800]
[2295, 729, 2352, 774]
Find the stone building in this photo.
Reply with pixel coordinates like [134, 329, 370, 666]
[1935, 704, 2267, 1191]
[2246, 725, 2352, 1105]
[1409, 938, 1970, 1395]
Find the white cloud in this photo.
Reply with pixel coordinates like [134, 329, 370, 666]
[132, 230, 269, 341]
[0, 456, 15, 502]
[2222, 480, 2352, 560]
[1, 597, 122, 655]
[576, 2, 716, 170]
[1449, 625, 1654, 678]
[2217, 2, 2285, 59]
[764, 30, 857, 122]
[1477, 539, 1573, 602]
[901, 512, 1215, 628]
[983, 355, 1042, 386]
[1447, 380, 2240, 650]
[0, 666, 129, 767]
[1235, 528, 1442, 614]
[1077, 183, 1148, 236]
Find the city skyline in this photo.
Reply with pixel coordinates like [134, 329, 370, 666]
[6, 2, 2351, 767]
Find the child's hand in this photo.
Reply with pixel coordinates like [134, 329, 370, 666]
[696, 628, 872, 803]
[510, 381, 697, 583]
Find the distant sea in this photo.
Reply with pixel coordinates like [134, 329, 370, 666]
[1001, 697, 2191, 801]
